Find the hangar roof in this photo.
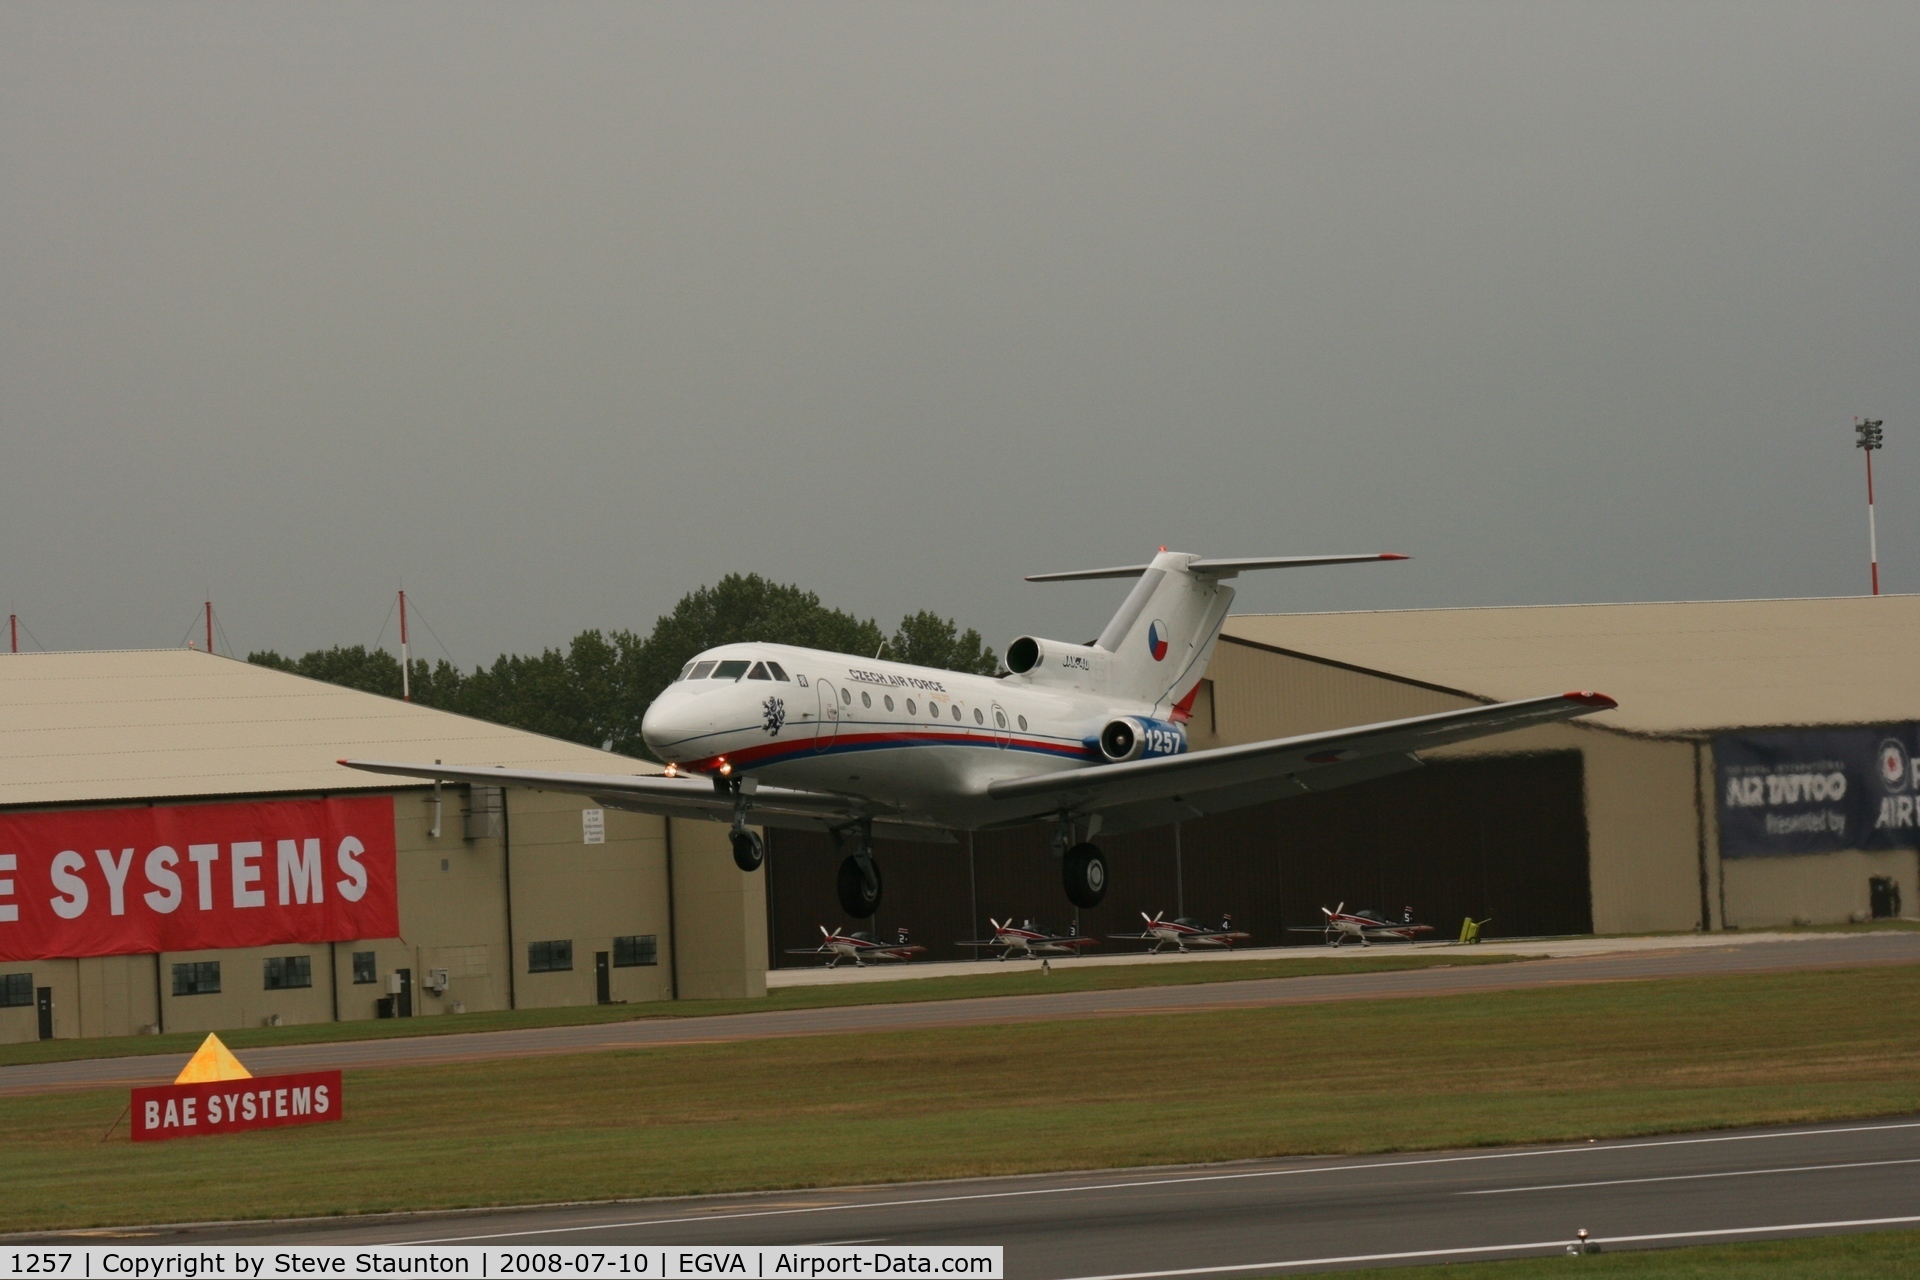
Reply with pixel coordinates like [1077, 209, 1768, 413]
[1223, 594, 1920, 736]
[0, 649, 654, 808]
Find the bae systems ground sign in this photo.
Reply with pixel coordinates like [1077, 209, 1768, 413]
[131, 1070, 344, 1142]
[1716, 726, 1920, 858]
[0, 796, 397, 961]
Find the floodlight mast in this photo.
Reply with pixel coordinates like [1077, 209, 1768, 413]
[1856, 417, 1885, 595]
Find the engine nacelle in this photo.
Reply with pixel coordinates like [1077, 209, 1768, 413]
[1005, 636, 1109, 688]
[1096, 716, 1187, 763]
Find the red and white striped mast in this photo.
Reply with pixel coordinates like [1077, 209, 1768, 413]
[1856, 417, 1885, 595]
[399, 589, 411, 700]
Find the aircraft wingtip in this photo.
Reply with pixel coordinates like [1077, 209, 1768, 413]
[1379, 553, 1411, 561]
[1563, 691, 1618, 710]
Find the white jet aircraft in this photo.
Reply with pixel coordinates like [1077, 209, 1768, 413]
[342, 550, 1616, 920]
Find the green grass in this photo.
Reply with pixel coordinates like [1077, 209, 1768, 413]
[0, 950, 1521, 1067]
[2, 963, 1918, 1233]
[1318, 1229, 1920, 1277]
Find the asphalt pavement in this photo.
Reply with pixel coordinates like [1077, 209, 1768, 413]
[3, 932, 1916, 1098]
[25, 1118, 1920, 1275]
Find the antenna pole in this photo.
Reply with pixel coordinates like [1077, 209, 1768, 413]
[205, 601, 214, 655]
[8, 615, 15, 654]
[1857, 417, 1885, 595]
[399, 590, 410, 700]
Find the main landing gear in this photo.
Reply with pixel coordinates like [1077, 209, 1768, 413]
[835, 819, 883, 919]
[1055, 817, 1109, 909]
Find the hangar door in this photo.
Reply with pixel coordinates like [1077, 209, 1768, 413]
[764, 751, 1592, 964]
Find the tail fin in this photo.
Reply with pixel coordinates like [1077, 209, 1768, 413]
[1028, 551, 1407, 717]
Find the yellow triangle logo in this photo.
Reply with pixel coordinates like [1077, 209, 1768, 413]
[173, 1033, 254, 1084]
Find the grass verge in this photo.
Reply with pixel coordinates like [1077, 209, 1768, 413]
[2, 964, 1916, 1233]
[1316, 1229, 1920, 1277]
[0, 950, 1521, 1067]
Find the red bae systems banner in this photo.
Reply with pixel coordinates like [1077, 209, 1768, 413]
[132, 1070, 343, 1142]
[0, 797, 397, 962]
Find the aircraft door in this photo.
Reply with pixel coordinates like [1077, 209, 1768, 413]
[815, 680, 842, 752]
[991, 703, 1011, 748]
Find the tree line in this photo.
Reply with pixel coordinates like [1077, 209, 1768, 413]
[248, 574, 1000, 759]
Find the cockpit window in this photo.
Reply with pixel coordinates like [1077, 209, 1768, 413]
[765, 661, 789, 681]
[687, 661, 717, 680]
[711, 660, 751, 680]
[676, 662, 696, 682]
[747, 662, 772, 680]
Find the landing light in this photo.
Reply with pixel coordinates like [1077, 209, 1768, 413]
[663, 763, 678, 778]
[718, 760, 733, 776]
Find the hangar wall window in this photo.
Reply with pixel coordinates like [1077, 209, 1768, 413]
[748, 663, 772, 680]
[688, 661, 717, 680]
[172, 962, 221, 997]
[0, 973, 30, 1007]
[528, 940, 573, 973]
[352, 952, 377, 984]
[613, 935, 658, 967]
[766, 662, 789, 681]
[712, 660, 751, 680]
[264, 955, 312, 990]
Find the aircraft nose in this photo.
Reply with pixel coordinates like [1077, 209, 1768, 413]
[641, 692, 708, 759]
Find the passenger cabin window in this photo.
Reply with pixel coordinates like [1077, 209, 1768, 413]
[840, 687, 852, 704]
[905, 698, 917, 715]
[995, 710, 1007, 728]
[1018, 715, 1028, 731]
[974, 708, 985, 725]
[747, 662, 772, 680]
[884, 695, 895, 711]
[688, 661, 717, 680]
[711, 660, 751, 680]
[861, 691, 872, 708]
[952, 705, 962, 721]
[766, 662, 790, 681]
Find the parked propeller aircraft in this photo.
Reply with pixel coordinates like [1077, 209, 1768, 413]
[1110, 911, 1253, 953]
[786, 925, 926, 968]
[342, 549, 1615, 920]
[1293, 903, 1436, 947]
[959, 918, 1100, 960]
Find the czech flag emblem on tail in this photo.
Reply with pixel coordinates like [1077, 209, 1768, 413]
[1147, 619, 1169, 661]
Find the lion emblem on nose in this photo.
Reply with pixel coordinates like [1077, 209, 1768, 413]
[762, 696, 786, 736]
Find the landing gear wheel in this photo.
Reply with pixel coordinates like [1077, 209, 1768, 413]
[1062, 842, 1109, 909]
[730, 830, 765, 873]
[837, 854, 883, 919]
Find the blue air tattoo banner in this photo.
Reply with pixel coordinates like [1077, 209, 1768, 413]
[1716, 726, 1920, 858]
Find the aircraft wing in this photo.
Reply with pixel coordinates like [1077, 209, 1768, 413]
[986, 692, 1614, 830]
[335, 758, 948, 840]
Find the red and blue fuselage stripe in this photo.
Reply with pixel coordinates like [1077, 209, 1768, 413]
[679, 727, 1092, 774]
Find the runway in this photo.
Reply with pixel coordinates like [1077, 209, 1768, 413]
[3, 932, 1915, 1098]
[26, 1118, 1920, 1275]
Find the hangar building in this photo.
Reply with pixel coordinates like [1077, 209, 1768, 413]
[0, 650, 763, 1045]
[766, 595, 1920, 960]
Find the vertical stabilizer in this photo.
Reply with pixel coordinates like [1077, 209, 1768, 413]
[1095, 552, 1234, 715]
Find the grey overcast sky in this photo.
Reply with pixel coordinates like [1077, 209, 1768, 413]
[3, 3, 1917, 663]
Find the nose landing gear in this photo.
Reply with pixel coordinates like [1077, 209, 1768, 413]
[730, 829, 765, 873]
